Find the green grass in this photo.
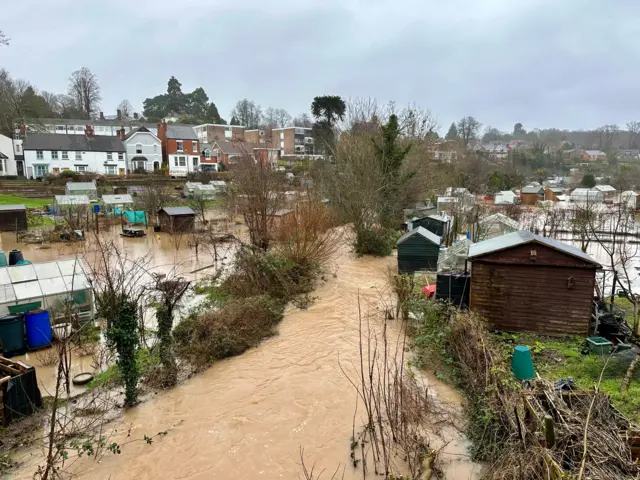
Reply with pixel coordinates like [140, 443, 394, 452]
[0, 194, 51, 208]
[496, 332, 640, 424]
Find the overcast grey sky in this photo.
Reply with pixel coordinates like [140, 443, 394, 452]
[1, 0, 638, 133]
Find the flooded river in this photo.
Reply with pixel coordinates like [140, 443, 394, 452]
[13, 242, 479, 479]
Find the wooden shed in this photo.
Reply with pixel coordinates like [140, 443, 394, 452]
[0, 205, 27, 232]
[396, 227, 441, 274]
[468, 231, 601, 336]
[520, 186, 544, 205]
[410, 214, 451, 238]
[157, 207, 196, 233]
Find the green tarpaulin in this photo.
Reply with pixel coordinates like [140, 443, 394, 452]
[123, 211, 147, 225]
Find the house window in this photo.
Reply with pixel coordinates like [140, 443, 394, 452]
[179, 156, 186, 167]
[51, 151, 59, 160]
[176, 140, 183, 151]
[75, 151, 82, 160]
[76, 165, 87, 173]
[192, 157, 198, 167]
[55, 125, 65, 133]
[191, 141, 197, 152]
[174, 157, 178, 167]
[153, 145, 158, 153]
[15, 144, 20, 153]
[35, 164, 48, 176]
[204, 149, 211, 158]
[136, 144, 143, 154]
[107, 152, 113, 161]
[136, 161, 145, 170]
[36, 150, 43, 160]
[76, 126, 84, 133]
[106, 165, 116, 175]
[62, 151, 69, 160]
[118, 153, 124, 161]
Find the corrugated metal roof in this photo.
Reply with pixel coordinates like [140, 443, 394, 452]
[397, 226, 441, 246]
[468, 230, 599, 265]
[160, 206, 196, 216]
[102, 194, 133, 204]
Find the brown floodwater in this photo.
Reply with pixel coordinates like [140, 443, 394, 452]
[11, 238, 481, 479]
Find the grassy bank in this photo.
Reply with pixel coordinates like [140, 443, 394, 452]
[0, 194, 51, 208]
[407, 298, 640, 477]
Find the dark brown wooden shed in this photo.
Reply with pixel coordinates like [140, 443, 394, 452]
[468, 231, 601, 336]
[157, 207, 196, 233]
[0, 205, 27, 232]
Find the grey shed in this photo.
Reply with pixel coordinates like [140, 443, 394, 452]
[397, 227, 441, 274]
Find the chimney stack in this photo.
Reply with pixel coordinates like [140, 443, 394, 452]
[118, 127, 126, 140]
[85, 125, 94, 138]
[133, 112, 139, 120]
[117, 109, 122, 121]
[99, 112, 105, 120]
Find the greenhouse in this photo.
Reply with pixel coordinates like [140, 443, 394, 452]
[0, 259, 93, 324]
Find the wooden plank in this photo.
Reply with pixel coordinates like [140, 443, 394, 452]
[0, 376, 11, 386]
[0, 364, 20, 376]
[14, 361, 32, 372]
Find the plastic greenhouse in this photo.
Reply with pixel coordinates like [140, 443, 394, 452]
[0, 259, 93, 324]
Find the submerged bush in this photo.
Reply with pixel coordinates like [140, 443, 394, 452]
[173, 295, 284, 369]
[222, 247, 317, 301]
[354, 226, 396, 256]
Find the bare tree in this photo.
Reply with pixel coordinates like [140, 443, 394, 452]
[457, 116, 482, 147]
[117, 99, 133, 120]
[263, 107, 292, 128]
[68, 67, 101, 119]
[134, 181, 173, 222]
[0, 30, 9, 46]
[41, 91, 62, 116]
[230, 98, 262, 129]
[293, 112, 313, 128]
[231, 150, 285, 250]
[626, 121, 640, 148]
[597, 124, 620, 152]
[395, 102, 439, 141]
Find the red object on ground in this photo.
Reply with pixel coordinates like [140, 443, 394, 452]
[423, 285, 436, 297]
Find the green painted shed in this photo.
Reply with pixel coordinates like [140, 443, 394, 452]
[397, 227, 441, 274]
[409, 214, 451, 238]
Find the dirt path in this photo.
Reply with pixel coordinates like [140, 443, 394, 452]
[14, 248, 481, 479]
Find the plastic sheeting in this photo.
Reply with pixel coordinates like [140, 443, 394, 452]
[123, 211, 147, 225]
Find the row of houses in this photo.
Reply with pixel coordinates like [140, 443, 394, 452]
[0, 116, 319, 178]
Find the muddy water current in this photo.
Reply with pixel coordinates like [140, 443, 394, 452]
[10, 231, 481, 479]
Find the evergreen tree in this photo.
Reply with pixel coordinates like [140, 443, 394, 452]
[445, 122, 458, 140]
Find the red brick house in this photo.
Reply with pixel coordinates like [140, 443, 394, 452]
[157, 121, 199, 177]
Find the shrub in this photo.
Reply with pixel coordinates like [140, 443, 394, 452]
[222, 247, 317, 301]
[173, 295, 284, 369]
[354, 226, 396, 256]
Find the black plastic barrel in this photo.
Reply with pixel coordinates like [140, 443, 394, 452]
[8, 250, 23, 266]
[0, 314, 26, 357]
[435, 271, 471, 309]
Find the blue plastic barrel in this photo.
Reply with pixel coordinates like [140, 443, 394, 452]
[25, 310, 52, 349]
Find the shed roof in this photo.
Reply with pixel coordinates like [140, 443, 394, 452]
[0, 204, 26, 212]
[159, 206, 196, 216]
[166, 125, 197, 140]
[521, 186, 544, 194]
[194, 184, 217, 191]
[397, 226, 441, 246]
[66, 181, 96, 191]
[468, 230, 600, 265]
[55, 195, 90, 206]
[102, 194, 133, 204]
[480, 213, 520, 230]
[594, 185, 616, 192]
[496, 190, 517, 197]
